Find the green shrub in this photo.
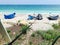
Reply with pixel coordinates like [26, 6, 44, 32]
[21, 25, 30, 34]
[47, 30, 60, 39]
[52, 24, 60, 29]
[31, 33, 35, 37]
[34, 30, 51, 40]
[42, 30, 60, 40]
[7, 30, 11, 33]
[42, 32, 52, 40]
[36, 30, 60, 40]
[36, 30, 41, 34]
[32, 30, 60, 41]
[29, 41, 33, 45]
[18, 20, 20, 23]
[46, 30, 55, 39]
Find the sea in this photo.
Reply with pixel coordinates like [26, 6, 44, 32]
[0, 5, 60, 14]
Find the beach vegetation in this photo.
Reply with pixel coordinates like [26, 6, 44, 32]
[5, 21, 60, 45]
[31, 33, 35, 37]
[38, 30, 60, 40]
[29, 41, 33, 45]
[18, 20, 20, 23]
[7, 30, 11, 33]
[52, 24, 60, 29]
[21, 24, 30, 34]
[29, 28, 60, 45]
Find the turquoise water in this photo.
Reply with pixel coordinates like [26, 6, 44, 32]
[0, 5, 60, 14]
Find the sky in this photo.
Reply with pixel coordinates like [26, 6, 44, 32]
[0, 0, 60, 5]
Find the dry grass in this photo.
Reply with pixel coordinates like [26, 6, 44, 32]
[0, 33, 6, 45]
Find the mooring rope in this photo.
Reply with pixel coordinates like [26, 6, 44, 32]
[52, 35, 60, 45]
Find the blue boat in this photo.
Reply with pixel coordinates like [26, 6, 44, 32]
[27, 15, 35, 20]
[48, 15, 59, 20]
[4, 13, 16, 19]
[27, 14, 43, 20]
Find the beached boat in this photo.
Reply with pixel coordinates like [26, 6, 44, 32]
[4, 13, 16, 19]
[36, 14, 43, 20]
[27, 14, 43, 20]
[27, 15, 35, 20]
[47, 15, 59, 20]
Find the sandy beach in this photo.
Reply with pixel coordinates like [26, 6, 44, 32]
[0, 13, 60, 30]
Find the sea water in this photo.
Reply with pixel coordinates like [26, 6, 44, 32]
[0, 5, 60, 14]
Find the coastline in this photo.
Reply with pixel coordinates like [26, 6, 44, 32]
[0, 13, 60, 30]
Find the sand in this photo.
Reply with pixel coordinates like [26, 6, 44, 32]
[0, 13, 60, 30]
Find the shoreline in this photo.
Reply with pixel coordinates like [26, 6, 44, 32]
[0, 13, 60, 30]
